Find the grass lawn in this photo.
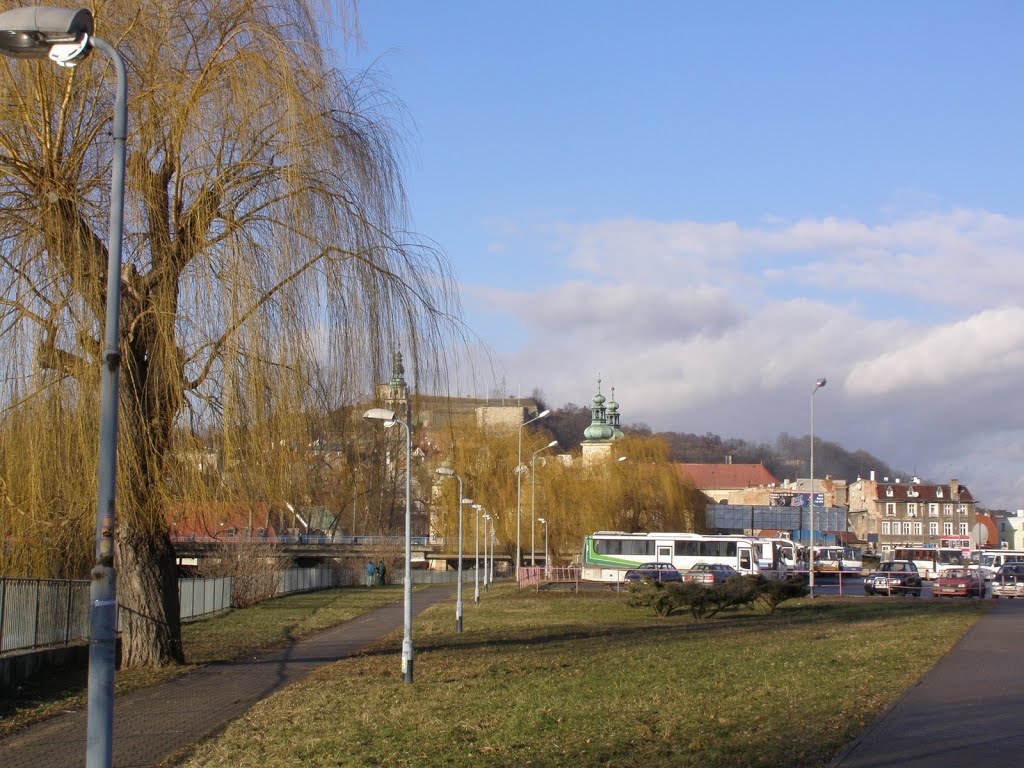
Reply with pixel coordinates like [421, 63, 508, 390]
[179, 586, 989, 768]
[0, 585, 405, 737]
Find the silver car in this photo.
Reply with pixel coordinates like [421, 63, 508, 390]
[990, 564, 1024, 599]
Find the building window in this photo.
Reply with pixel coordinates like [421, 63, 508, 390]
[928, 503, 939, 517]
[886, 486, 894, 498]
[882, 521, 891, 535]
[957, 504, 968, 516]
[913, 522, 923, 536]
[886, 503, 896, 516]
[936, 487, 944, 498]
[929, 522, 938, 536]
[907, 503, 918, 517]
[903, 521, 913, 536]
[943, 504, 953, 517]
[959, 522, 969, 536]
[944, 522, 953, 536]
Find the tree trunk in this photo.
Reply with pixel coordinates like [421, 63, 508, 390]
[116, 524, 183, 666]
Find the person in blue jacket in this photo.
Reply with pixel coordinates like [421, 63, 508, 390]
[366, 560, 375, 587]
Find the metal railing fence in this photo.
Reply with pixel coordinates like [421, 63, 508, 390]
[0, 578, 91, 655]
[178, 577, 232, 621]
[276, 565, 338, 594]
[2, 567, 344, 657]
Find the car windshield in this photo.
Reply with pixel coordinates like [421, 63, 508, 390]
[943, 569, 968, 578]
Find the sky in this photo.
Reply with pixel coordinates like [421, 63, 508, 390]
[338, 2, 1024, 510]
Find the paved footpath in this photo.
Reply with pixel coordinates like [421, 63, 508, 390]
[0, 584, 456, 768]
[830, 598, 1024, 768]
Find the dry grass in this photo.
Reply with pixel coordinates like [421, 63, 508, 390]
[0, 585, 403, 737]
[179, 587, 989, 768]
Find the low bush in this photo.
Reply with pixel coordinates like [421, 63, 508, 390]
[628, 574, 808, 619]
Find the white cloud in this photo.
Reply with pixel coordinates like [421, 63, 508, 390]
[471, 209, 1024, 509]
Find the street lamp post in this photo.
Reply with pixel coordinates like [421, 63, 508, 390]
[516, 409, 550, 577]
[810, 378, 827, 598]
[531, 440, 558, 567]
[482, 513, 491, 589]
[489, 514, 497, 584]
[538, 517, 549, 577]
[363, 407, 414, 683]
[472, 504, 483, 604]
[0, 9, 124, 768]
[436, 467, 469, 633]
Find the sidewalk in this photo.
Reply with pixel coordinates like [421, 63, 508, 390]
[830, 598, 1024, 767]
[0, 584, 457, 768]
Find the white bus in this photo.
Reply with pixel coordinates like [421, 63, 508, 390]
[581, 532, 763, 583]
[973, 549, 1024, 580]
[810, 546, 863, 573]
[892, 546, 967, 580]
[754, 537, 798, 573]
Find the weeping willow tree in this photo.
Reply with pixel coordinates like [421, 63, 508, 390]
[0, 0, 460, 667]
[432, 430, 706, 567]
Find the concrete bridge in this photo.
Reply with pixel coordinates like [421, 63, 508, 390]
[171, 534, 518, 570]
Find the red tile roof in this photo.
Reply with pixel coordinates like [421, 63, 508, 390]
[872, 483, 975, 503]
[675, 463, 779, 490]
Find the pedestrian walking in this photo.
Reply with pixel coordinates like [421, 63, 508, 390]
[366, 560, 375, 587]
[377, 559, 387, 586]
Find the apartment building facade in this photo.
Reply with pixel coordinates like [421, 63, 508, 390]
[847, 474, 977, 555]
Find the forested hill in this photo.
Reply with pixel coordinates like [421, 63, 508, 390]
[542, 402, 906, 486]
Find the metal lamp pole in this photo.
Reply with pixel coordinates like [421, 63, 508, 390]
[489, 514, 497, 584]
[810, 378, 827, 598]
[0, 9, 126, 767]
[538, 517, 548, 577]
[473, 504, 482, 603]
[364, 407, 414, 682]
[516, 409, 550, 577]
[436, 467, 468, 633]
[482, 513, 491, 589]
[531, 440, 557, 567]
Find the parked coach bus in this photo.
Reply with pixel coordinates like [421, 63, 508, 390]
[892, 546, 966, 580]
[581, 532, 769, 583]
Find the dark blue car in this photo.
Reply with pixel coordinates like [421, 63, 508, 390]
[623, 562, 683, 582]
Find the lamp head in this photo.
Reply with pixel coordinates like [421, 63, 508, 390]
[363, 407, 397, 423]
[815, 378, 827, 389]
[538, 517, 546, 524]
[0, 7, 93, 67]
[435, 467, 455, 477]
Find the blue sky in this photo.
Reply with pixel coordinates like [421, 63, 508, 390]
[339, 2, 1024, 512]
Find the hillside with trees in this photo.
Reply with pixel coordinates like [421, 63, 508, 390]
[540, 401, 906, 486]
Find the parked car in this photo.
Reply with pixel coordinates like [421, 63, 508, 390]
[683, 563, 740, 585]
[863, 560, 923, 596]
[990, 564, 1024, 599]
[623, 562, 683, 583]
[933, 567, 985, 598]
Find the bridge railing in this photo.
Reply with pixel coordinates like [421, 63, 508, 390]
[171, 533, 432, 547]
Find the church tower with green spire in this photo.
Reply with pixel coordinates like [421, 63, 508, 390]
[376, 350, 409, 414]
[581, 376, 623, 464]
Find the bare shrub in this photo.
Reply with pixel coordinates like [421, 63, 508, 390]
[200, 541, 282, 608]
